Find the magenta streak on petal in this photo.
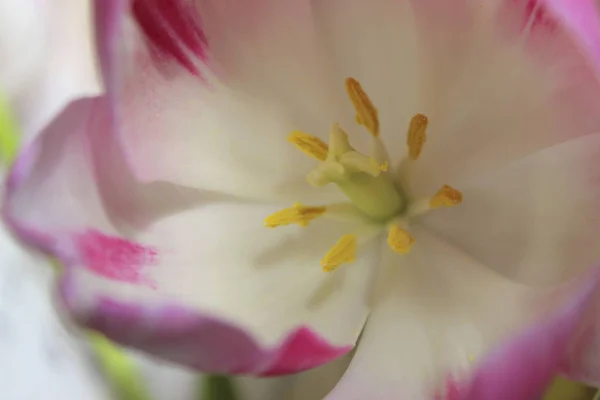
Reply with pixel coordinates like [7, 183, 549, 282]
[60, 291, 352, 375]
[75, 229, 158, 288]
[434, 375, 463, 400]
[518, 0, 558, 32]
[153, 0, 207, 58]
[260, 326, 351, 376]
[132, 0, 207, 75]
[497, 0, 562, 51]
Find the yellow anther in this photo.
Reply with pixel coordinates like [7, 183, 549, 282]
[264, 203, 327, 228]
[345, 77, 379, 137]
[430, 185, 463, 209]
[387, 225, 415, 254]
[321, 234, 357, 272]
[407, 113, 428, 160]
[288, 131, 329, 161]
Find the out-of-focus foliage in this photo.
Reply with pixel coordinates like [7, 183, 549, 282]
[543, 377, 596, 400]
[0, 97, 18, 164]
[202, 375, 238, 400]
[88, 333, 153, 400]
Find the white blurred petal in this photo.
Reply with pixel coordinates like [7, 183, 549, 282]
[0, 0, 101, 138]
[0, 222, 110, 400]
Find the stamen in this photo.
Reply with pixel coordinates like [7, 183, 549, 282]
[264, 203, 327, 228]
[288, 131, 329, 161]
[345, 77, 379, 137]
[387, 225, 415, 254]
[407, 113, 428, 160]
[430, 185, 463, 209]
[321, 234, 357, 272]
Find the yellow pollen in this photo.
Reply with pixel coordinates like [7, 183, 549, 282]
[430, 185, 463, 209]
[288, 131, 329, 161]
[321, 234, 357, 272]
[387, 225, 415, 254]
[264, 203, 327, 228]
[345, 77, 380, 137]
[369, 158, 389, 173]
[407, 113, 428, 160]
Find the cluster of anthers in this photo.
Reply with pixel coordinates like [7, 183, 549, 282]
[264, 78, 463, 272]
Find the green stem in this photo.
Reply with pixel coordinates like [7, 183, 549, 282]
[0, 94, 20, 165]
[88, 332, 152, 400]
[201, 375, 238, 400]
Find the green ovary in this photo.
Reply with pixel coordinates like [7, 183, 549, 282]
[335, 171, 404, 221]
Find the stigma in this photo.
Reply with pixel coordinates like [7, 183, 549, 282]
[264, 77, 464, 272]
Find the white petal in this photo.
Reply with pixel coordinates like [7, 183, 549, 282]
[5, 98, 371, 371]
[109, 0, 345, 202]
[102, 0, 422, 202]
[406, 0, 600, 195]
[326, 227, 550, 399]
[72, 200, 376, 347]
[0, 1, 41, 96]
[309, 0, 420, 162]
[422, 132, 600, 285]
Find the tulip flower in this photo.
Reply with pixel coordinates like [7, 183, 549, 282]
[5, 0, 600, 399]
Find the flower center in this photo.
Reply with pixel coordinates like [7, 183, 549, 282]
[264, 78, 463, 272]
[290, 122, 402, 221]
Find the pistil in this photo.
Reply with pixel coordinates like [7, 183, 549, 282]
[305, 124, 404, 221]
